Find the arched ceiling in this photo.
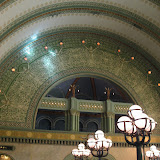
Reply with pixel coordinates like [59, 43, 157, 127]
[0, 0, 160, 64]
[0, 0, 160, 132]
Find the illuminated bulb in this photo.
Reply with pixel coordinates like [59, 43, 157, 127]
[60, 42, 63, 46]
[87, 138, 96, 148]
[158, 83, 160, 87]
[97, 42, 100, 46]
[150, 145, 157, 152]
[0, 89, 1, 93]
[72, 149, 79, 156]
[134, 113, 149, 129]
[145, 117, 157, 132]
[45, 46, 48, 50]
[95, 130, 104, 139]
[24, 57, 27, 61]
[131, 57, 134, 60]
[146, 151, 153, 158]
[78, 143, 85, 150]
[117, 116, 132, 132]
[128, 105, 143, 118]
[82, 40, 85, 44]
[148, 70, 152, 74]
[11, 68, 15, 72]
[118, 49, 121, 53]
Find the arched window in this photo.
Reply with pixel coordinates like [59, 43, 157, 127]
[79, 121, 83, 132]
[87, 122, 98, 132]
[38, 119, 51, 130]
[55, 120, 65, 131]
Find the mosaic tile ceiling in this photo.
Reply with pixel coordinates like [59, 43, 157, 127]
[0, 0, 159, 132]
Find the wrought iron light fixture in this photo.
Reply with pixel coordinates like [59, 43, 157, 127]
[146, 145, 160, 160]
[72, 143, 91, 160]
[87, 130, 112, 160]
[117, 105, 157, 160]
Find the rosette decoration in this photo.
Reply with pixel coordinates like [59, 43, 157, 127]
[146, 145, 160, 160]
[72, 143, 91, 160]
[117, 105, 157, 160]
[87, 130, 112, 160]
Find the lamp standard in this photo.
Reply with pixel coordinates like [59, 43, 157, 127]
[117, 105, 157, 160]
[87, 130, 112, 160]
[72, 143, 91, 160]
[146, 145, 160, 160]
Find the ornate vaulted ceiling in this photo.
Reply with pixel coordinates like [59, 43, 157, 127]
[0, 0, 160, 133]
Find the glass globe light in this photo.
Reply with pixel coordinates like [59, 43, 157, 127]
[145, 117, 157, 132]
[95, 130, 104, 139]
[78, 143, 85, 150]
[154, 150, 159, 157]
[128, 105, 143, 119]
[134, 113, 149, 129]
[150, 145, 157, 152]
[87, 138, 96, 148]
[146, 151, 153, 158]
[106, 139, 112, 148]
[72, 149, 79, 156]
[117, 116, 132, 132]
[127, 125, 137, 134]
[84, 149, 91, 157]
[96, 138, 103, 149]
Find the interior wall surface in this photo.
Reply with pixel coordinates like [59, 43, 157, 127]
[0, 142, 137, 160]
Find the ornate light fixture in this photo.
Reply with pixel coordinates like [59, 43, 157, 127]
[87, 130, 112, 160]
[146, 145, 160, 160]
[117, 105, 157, 160]
[72, 143, 91, 160]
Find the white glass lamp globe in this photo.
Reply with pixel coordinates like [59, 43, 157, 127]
[146, 151, 153, 158]
[117, 116, 132, 132]
[84, 149, 91, 157]
[134, 113, 149, 129]
[95, 130, 104, 139]
[145, 117, 157, 132]
[72, 149, 79, 156]
[78, 143, 85, 151]
[150, 145, 157, 152]
[96, 138, 103, 149]
[105, 139, 112, 148]
[127, 125, 137, 134]
[128, 105, 143, 118]
[154, 150, 160, 157]
[87, 138, 96, 148]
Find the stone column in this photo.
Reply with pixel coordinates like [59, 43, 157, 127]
[107, 112, 115, 133]
[65, 110, 71, 131]
[70, 110, 80, 132]
[69, 97, 80, 132]
[101, 113, 107, 133]
[106, 100, 115, 133]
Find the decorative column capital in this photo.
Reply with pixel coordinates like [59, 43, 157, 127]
[70, 109, 79, 116]
[107, 112, 115, 119]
